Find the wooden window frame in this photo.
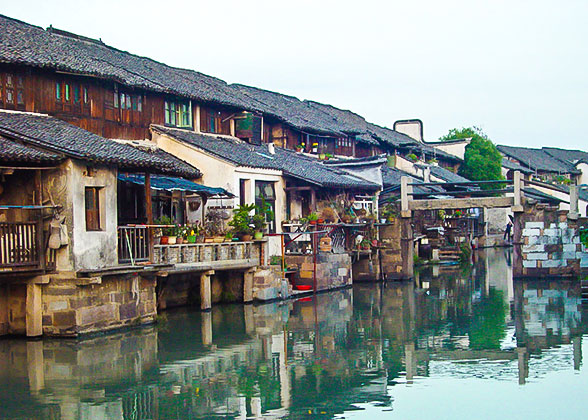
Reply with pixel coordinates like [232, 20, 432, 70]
[85, 187, 102, 231]
[164, 99, 192, 129]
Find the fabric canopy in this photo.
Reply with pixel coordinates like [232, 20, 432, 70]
[118, 173, 233, 197]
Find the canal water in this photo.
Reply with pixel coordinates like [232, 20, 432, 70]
[1, 248, 587, 419]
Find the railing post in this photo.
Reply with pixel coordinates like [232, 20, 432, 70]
[512, 171, 524, 212]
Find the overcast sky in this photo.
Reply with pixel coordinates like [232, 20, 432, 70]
[2, 0, 587, 149]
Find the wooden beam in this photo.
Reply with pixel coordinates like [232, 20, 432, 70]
[409, 196, 514, 211]
[145, 173, 153, 224]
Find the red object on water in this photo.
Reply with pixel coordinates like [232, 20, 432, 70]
[295, 285, 312, 291]
[298, 297, 312, 302]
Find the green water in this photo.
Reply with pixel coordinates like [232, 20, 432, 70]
[1, 248, 587, 419]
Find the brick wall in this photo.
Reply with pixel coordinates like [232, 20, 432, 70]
[285, 253, 352, 291]
[514, 203, 588, 278]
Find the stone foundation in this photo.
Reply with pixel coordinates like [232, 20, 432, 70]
[285, 252, 352, 291]
[0, 273, 158, 337]
[514, 203, 588, 278]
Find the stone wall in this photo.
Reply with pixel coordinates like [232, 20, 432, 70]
[285, 252, 352, 291]
[40, 274, 157, 337]
[514, 203, 588, 278]
[378, 221, 411, 279]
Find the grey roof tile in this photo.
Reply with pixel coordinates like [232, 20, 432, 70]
[0, 134, 62, 163]
[497, 144, 580, 174]
[152, 125, 380, 190]
[0, 111, 201, 177]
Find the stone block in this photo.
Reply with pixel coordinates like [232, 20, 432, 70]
[254, 287, 278, 301]
[53, 310, 76, 327]
[523, 260, 537, 268]
[527, 252, 548, 260]
[559, 222, 569, 230]
[525, 222, 544, 229]
[542, 259, 566, 268]
[338, 267, 348, 277]
[79, 304, 117, 326]
[522, 244, 545, 253]
[581, 258, 588, 268]
[48, 300, 68, 311]
[522, 229, 541, 236]
[544, 229, 560, 237]
[119, 302, 138, 320]
[563, 243, 577, 253]
[562, 251, 576, 260]
[526, 236, 540, 245]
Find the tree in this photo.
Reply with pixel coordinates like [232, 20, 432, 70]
[440, 127, 504, 189]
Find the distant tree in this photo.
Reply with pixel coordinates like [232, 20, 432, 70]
[440, 127, 504, 189]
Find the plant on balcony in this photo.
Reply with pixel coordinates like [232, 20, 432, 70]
[229, 203, 256, 240]
[312, 142, 319, 153]
[204, 209, 226, 240]
[154, 215, 174, 244]
[295, 143, 305, 152]
[307, 212, 318, 225]
[406, 153, 418, 162]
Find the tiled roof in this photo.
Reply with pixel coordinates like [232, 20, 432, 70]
[497, 145, 580, 174]
[380, 165, 444, 195]
[366, 123, 419, 147]
[0, 135, 63, 163]
[501, 158, 533, 174]
[429, 165, 470, 183]
[0, 111, 201, 177]
[0, 15, 255, 109]
[152, 125, 380, 190]
[232, 84, 347, 136]
[543, 147, 588, 166]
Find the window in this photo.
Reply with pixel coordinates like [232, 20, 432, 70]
[255, 181, 276, 233]
[0, 73, 26, 108]
[64, 84, 70, 101]
[85, 187, 102, 231]
[113, 91, 119, 108]
[83, 87, 88, 104]
[55, 82, 61, 101]
[164, 100, 192, 128]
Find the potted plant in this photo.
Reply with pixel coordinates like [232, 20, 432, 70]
[318, 153, 326, 160]
[295, 144, 305, 153]
[204, 209, 226, 241]
[167, 224, 178, 245]
[229, 203, 256, 241]
[325, 153, 333, 161]
[312, 142, 319, 153]
[155, 215, 173, 245]
[187, 224, 199, 243]
[307, 212, 318, 225]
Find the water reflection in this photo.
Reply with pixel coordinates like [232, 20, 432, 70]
[0, 248, 586, 419]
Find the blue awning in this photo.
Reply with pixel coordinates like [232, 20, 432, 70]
[118, 173, 234, 197]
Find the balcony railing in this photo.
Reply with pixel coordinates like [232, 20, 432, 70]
[118, 226, 149, 264]
[0, 221, 53, 272]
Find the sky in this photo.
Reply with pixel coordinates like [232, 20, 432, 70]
[2, 0, 587, 149]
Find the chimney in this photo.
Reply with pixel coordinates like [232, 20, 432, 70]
[423, 166, 431, 183]
[268, 143, 275, 155]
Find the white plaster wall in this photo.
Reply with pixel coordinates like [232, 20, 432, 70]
[577, 162, 588, 186]
[394, 156, 419, 175]
[394, 121, 422, 142]
[70, 161, 118, 270]
[153, 131, 286, 255]
[430, 140, 470, 160]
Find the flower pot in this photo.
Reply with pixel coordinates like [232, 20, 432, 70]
[380, 218, 386, 224]
[187, 235, 197, 243]
[317, 218, 324, 224]
[309, 220, 317, 225]
[176, 237, 184, 244]
[312, 147, 318, 153]
[254, 231, 263, 240]
[213, 236, 224, 243]
[241, 234, 253, 242]
[204, 237, 214, 243]
[160, 236, 169, 245]
[167, 236, 177, 245]
[319, 153, 326, 160]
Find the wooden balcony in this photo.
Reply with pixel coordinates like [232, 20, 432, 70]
[0, 221, 54, 275]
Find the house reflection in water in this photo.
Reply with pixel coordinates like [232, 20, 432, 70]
[0, 250, 586, 419]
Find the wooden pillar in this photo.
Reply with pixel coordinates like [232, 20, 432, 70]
[310, 189, 317, 212]
[201, 311, 212, 346]
[200, 270, 214, 311]
[145, 173, 154, 262]
[401, 216, 414, 279]
[26, 283, 42, 337]
[243, 268, 255, 303]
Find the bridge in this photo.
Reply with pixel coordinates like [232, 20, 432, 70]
[398, 171, 587, 278]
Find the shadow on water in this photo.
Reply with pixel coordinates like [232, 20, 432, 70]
[0, 248, 587, 419]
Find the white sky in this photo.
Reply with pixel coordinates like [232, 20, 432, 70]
[2, 0, 587, 149]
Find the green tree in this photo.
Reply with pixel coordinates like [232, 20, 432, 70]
[440, 127, 504, 190]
